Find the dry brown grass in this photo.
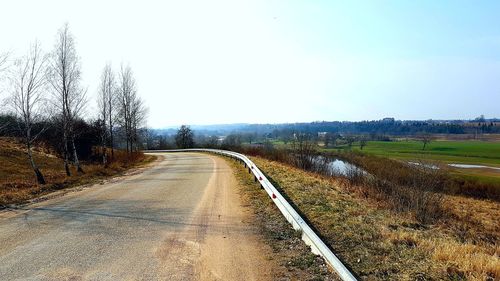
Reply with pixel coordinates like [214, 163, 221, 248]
[249, 156, 499, 280]
[0, 138, 155, 206]
[423, 240, 499, 280]
[227, 158, 339, 281]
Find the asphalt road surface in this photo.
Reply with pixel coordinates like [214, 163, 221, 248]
[0, 152, 275, 281]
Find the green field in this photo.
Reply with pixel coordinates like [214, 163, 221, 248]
[325, 140, 500, 167]
[323, 140, 500, 184]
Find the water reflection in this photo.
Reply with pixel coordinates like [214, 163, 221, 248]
[312, 156, 366, 177]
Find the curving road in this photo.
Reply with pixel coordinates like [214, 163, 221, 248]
[0, 152, 274, 281]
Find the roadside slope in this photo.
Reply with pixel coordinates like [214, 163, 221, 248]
[0, 137, 154, 206]
[248, 156, 499, 280]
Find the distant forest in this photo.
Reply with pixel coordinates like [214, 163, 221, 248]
[155, 117, 500, 137]
[252, 119, 500, 136]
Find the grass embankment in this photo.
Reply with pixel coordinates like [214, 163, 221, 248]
[324, 140, 500, 185]
[228, 159, 339, 281]
[0, 138, 155, 206]
[240, 156, 498, 280]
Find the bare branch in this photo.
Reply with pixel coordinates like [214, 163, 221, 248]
[97, 63, 117, 164]
[0, 51, 11, 131]
[8, 42, 48, 184]
[116, 64, 147, 153]
[49, 23, 87, 174]
[0, 51, 9, 74]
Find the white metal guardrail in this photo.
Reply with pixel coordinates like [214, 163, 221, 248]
[147, 149, 357, 281]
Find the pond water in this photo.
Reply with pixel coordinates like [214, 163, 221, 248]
[311, 156, 366, 176]
[408, 162, 440, 170]
[328, 159, 363, 175]
[408, 161, 500, 172]
[320, 158, 500, 179]
[314, 156, 500, 178]
[448, 164, 500, 171]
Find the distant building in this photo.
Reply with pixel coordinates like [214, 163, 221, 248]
[381, 117, 395, 123]
[317, 132, 327, 138]
[248, 142, 264, 148]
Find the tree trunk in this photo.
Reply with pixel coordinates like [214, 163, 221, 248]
[27, 144, 45, 185]
[71, 136, 84, 174]
[100, 122, 108, 167]
[110, 128, 114, 159]
[102, 144, 108, 167]
[34, 168, 45, 185]
[63, 130, 71, 176]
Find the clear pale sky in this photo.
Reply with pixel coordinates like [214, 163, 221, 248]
[1, 0, 499, 128]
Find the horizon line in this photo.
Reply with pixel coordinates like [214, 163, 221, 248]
[152, 117, 500, 130]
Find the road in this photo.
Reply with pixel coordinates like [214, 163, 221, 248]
[0, 152, 275, 281]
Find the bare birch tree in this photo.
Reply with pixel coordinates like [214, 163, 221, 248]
[0, 52, 10, 131]
[49, 23, 86, 175]
[131, 96, 147, 150]
[0, 52, 8, 74]
[107, 68, 116, 159]
[117, 64, 147, 154]
[97, 63, 116, 166]
[117, 65, 134, 153]
[9, 42, 48, 184]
